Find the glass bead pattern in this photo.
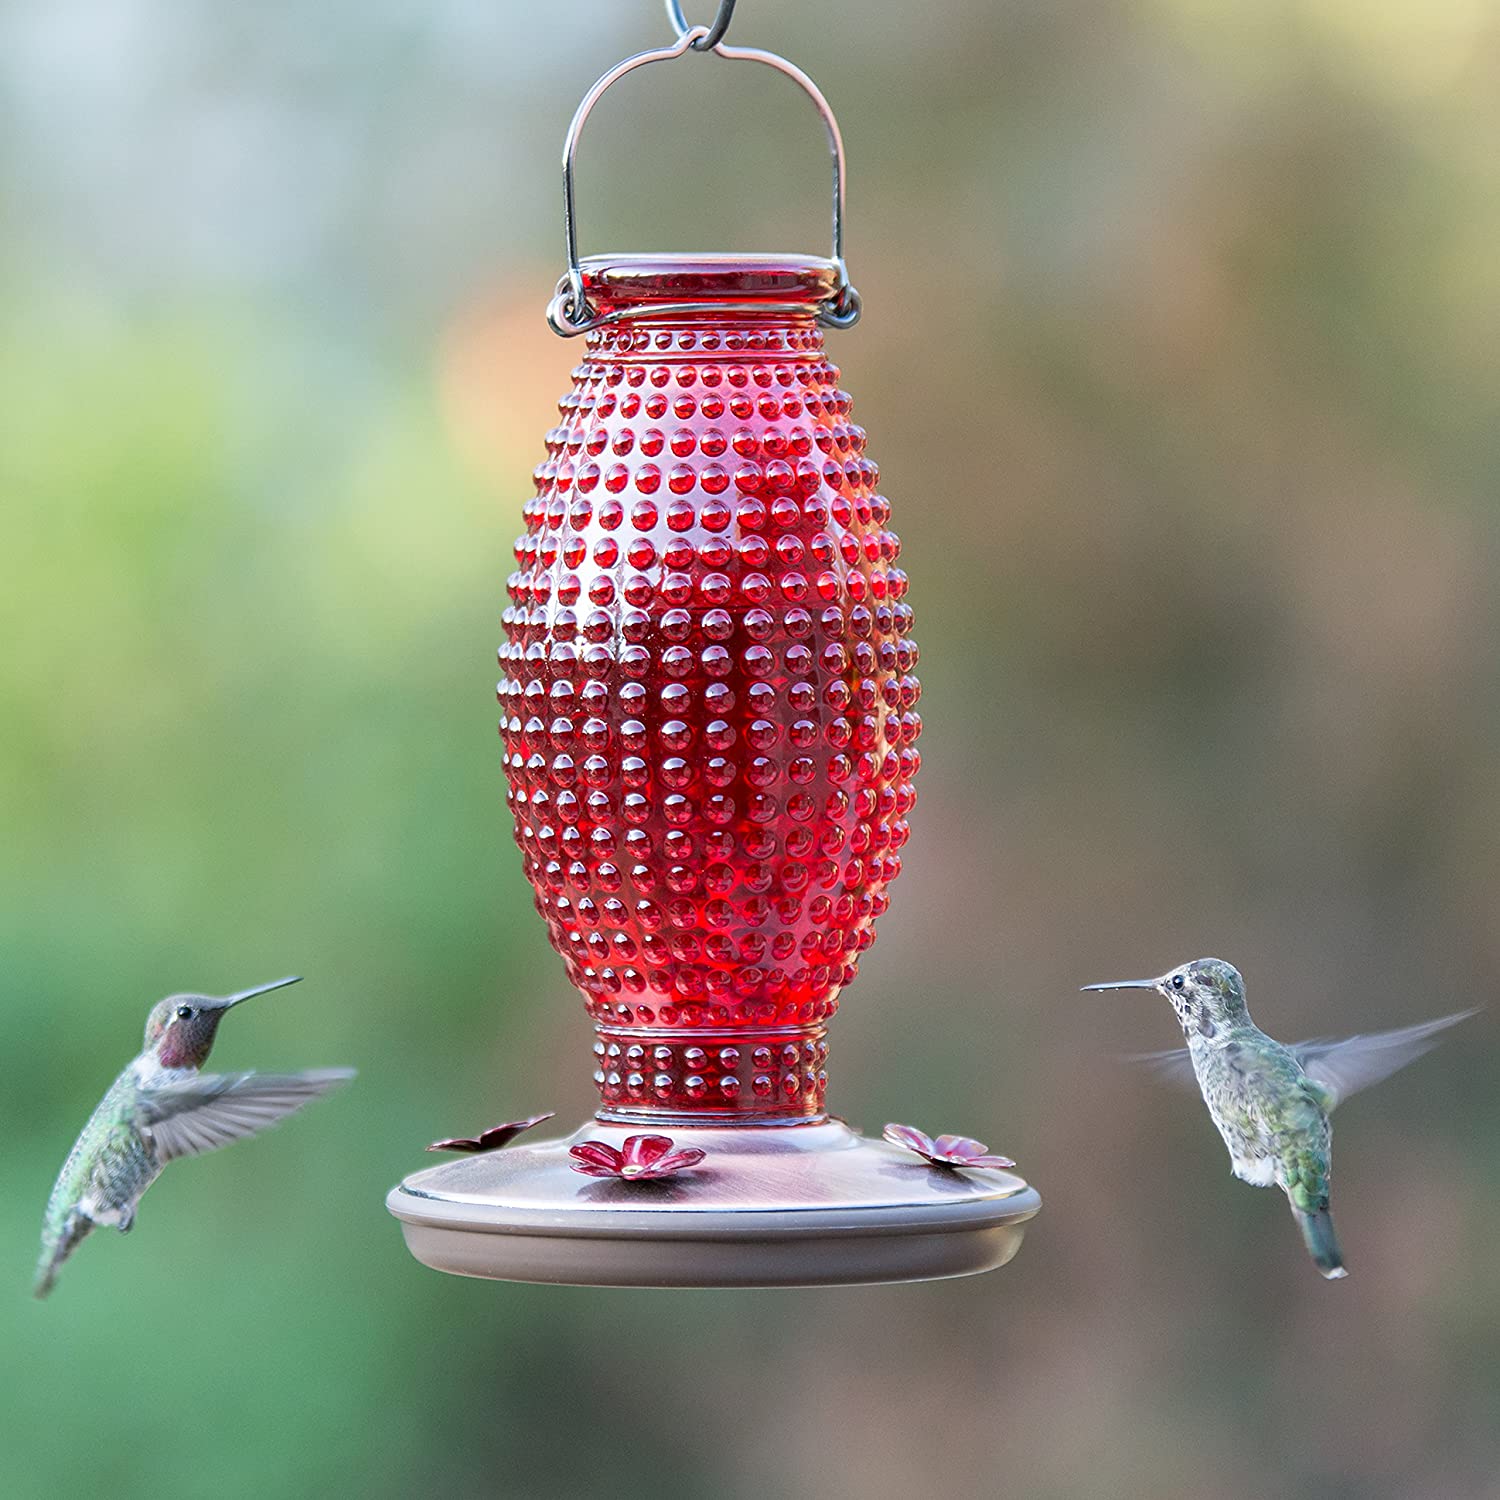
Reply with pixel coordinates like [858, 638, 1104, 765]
[501, 275, 918, 1121]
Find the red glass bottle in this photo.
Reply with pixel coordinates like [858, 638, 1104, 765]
[501, 254, 919, 1126]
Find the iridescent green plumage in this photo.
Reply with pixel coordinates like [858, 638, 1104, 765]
[1084, 958, 1473, 1279]
[35, 978, 353, 1298]
[36, 1075, 158, 1295]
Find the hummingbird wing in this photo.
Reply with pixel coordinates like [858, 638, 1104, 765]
[137, 1069, 355, 1162]
[1126, 1011, 1477, 1103]
[1122, 1048, 1199, 1088]
[1289, 1010, 1477, 1110]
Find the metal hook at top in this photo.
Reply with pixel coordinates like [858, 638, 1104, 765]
[547, 16, 860, 337]
[665, 0, 738, 50]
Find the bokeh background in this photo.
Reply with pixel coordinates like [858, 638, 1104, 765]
[4, 2, 1499, 1496]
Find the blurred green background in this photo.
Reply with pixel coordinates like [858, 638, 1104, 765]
[4, 2, 1499, 1496]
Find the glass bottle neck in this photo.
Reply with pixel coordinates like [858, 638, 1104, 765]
[593, 1023, 830, 1126]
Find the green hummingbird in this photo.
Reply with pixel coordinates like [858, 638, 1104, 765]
[35, 977, 354, 1298]
[1082, 958, 1473, 1279]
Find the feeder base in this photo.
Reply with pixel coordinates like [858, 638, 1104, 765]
[386, 1117, 1040, 1288]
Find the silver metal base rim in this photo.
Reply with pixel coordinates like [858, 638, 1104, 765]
[387, 1117, 1040, 1288]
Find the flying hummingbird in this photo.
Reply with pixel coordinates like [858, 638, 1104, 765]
[35, 977, 353, 1298]
[1082, 958, 1473, 1279]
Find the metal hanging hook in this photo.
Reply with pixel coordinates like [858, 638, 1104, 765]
[546, 13, 860, 337]
[665, 0, 738, 50]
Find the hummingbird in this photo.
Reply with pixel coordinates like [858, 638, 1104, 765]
[35, 977, 354, 1298]
[1082, 958, 1473, 1279]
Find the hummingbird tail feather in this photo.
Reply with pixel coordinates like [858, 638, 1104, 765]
[1294, 1206, 1347, 1280]
[33, 1211, 93, 1300]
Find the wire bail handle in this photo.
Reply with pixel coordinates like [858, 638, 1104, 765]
[546, 3, 862, 337]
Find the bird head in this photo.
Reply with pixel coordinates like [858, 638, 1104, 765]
[1082, 957, 1247, 1039]
[144, 977, 301, 1069]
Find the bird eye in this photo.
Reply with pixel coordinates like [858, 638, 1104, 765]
[175, 1005, 193, 1021]
[1171, 976, 1184, 991]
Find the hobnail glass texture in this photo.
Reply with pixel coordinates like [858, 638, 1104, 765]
[500, 256, 919, 1124]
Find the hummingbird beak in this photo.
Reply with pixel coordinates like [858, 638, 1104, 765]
[1080, 978, 1162, 993]
[217, 976, 303, 1010]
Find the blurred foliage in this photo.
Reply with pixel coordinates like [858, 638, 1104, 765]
[3, 2, 1499, 1497]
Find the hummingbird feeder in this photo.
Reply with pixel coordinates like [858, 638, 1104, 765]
[387, 0, 1040, 1286]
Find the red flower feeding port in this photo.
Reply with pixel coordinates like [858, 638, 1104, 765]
[882, 1125, 1018, 1173]
[568, 1135, 707, 1182]
[387, 2, 1039, 1287]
